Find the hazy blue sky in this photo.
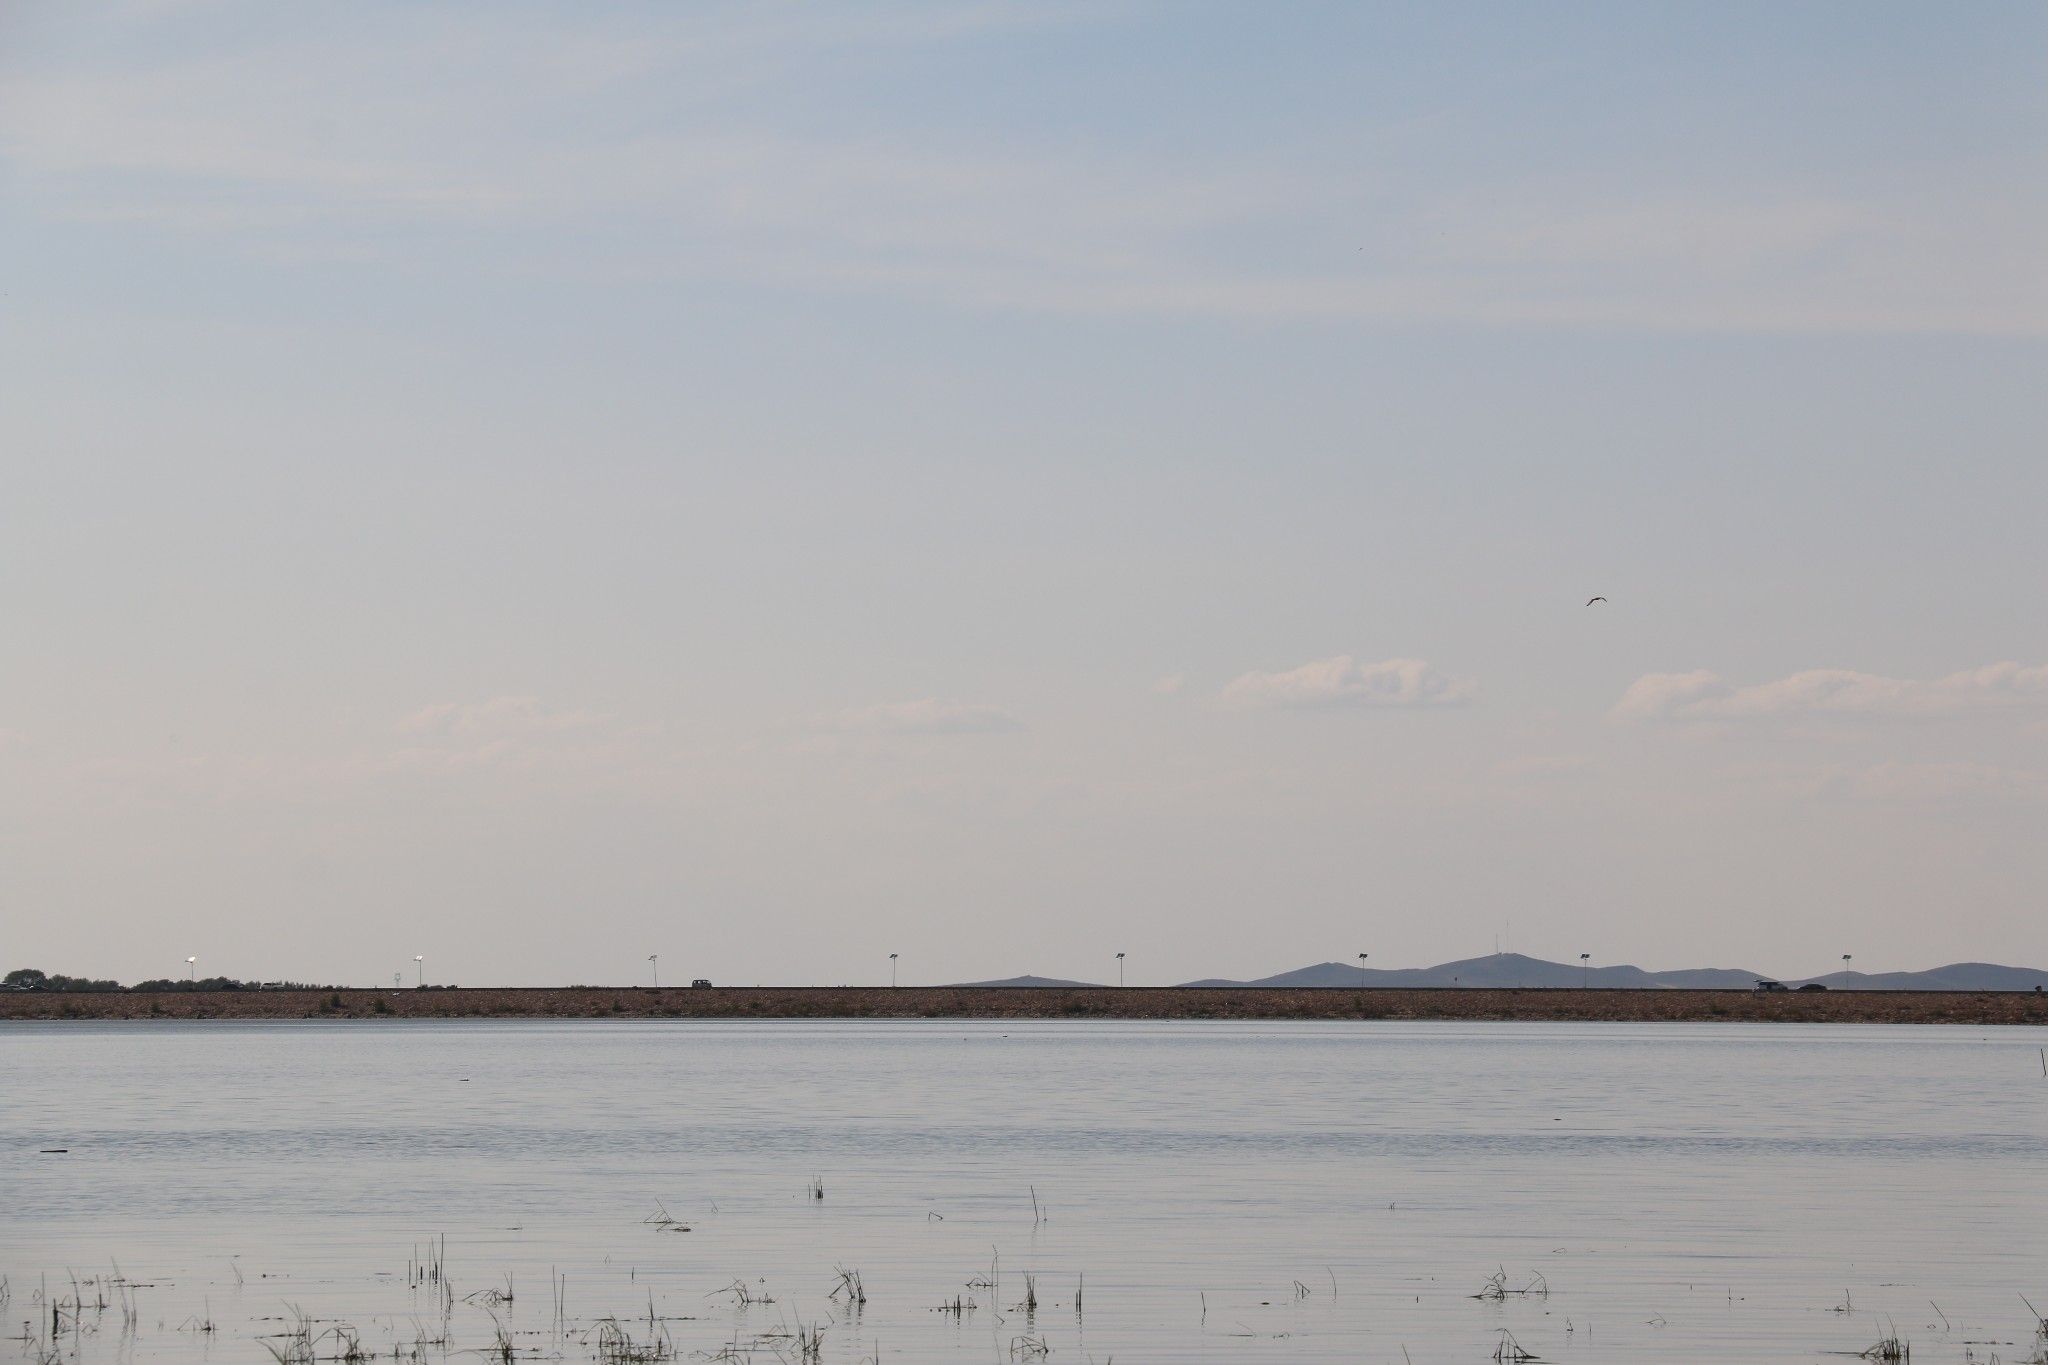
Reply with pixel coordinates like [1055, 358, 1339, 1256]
[2, 2, 2044, 986]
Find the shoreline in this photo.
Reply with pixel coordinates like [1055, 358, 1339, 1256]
[4, 984, 2047, 1024]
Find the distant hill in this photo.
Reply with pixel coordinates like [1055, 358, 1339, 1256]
[1789, 962, 2048, 992]
[1178, 953, 2047, 992]
[1180, 953, 1735, 990]
[951, 974, 1105, 988]
[1649, 967, 1775, 989]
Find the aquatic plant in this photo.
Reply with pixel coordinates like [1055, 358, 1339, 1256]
[588, 1316, 674, 1363]
[1472, 1269, 1549, 1302]
[828, 1267, 866, 1305]
[709, 1279, 775, 1308]
[1492, 1328, 1540, 1362]
[643, 1202, 689, 1231]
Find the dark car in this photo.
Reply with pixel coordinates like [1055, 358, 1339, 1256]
[691, 978, 713, 989]
[1797, 982, 1829, 992]
[1754, 980, 1788, 992]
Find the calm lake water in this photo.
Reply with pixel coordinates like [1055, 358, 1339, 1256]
[3, 1019, 2045, 1363]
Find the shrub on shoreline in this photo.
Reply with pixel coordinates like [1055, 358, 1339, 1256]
[5, 966, 334, 993]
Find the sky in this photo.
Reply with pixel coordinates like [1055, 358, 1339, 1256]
[1, 1, 2044, 988]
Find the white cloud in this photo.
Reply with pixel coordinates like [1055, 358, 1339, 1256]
[812, 698, 1024, 735]
[1221, 656, 1474, 711]
[1615, 663, 2048, 722]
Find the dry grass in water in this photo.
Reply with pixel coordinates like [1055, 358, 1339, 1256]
[1473, 1269, 1549, 1302]
[643, 1203, 691, 1233]
[828, 1267, 866, 1306]
[1492, 1328, 1541, 1362]
[710, 1280, 776, 1308]
[588, 1317, 674, 1364]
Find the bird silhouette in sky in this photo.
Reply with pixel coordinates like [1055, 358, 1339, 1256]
[1586, 596, 1607, 605]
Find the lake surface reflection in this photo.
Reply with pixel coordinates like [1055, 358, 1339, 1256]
[4, 1018, 2045, 1362]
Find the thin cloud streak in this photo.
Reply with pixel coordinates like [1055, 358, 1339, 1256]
[1615, 663, 2048, 722]
[400, 696, 601, 739]
[1822, 761, 2048, 803]
[811, 698, 1025, 735]
[2, 5, 2040, 335]
[1222, 656, 1474, 711]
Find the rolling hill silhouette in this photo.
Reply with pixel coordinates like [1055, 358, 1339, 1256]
[950, 955, 2048, 990]
[1178, 953, 2048, 991]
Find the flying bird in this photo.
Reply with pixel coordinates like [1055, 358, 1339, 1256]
[1585, 596, 1607, 606]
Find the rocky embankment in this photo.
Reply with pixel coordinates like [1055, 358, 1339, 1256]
[5, 985, 2047, 1024]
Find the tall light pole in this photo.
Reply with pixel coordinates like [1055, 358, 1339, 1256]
[186, 956, 197, 983]
[649, 954, 659, 988]
[413, 954, 424, 988]
[1116, 952, 1125, 988]
[1580, 953, 1591, 989]
[889, 953, 899, 988]
[1841, 953, 1852, 977]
